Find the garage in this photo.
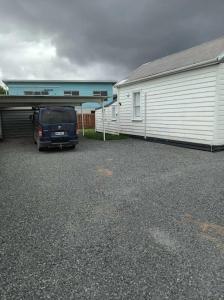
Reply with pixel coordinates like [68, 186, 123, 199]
[1, 108, 33, 138]
[0, 95, 108, 140]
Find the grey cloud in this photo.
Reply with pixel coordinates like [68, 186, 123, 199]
[0, 0, 224, 80]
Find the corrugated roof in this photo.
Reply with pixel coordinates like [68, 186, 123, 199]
[0, 95, 108, 108]
[95, 95, 117, 110]
[118, 36, 224, 86]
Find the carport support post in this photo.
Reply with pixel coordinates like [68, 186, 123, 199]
[144, 92, 147, 139]
[102, 100, 106, 141]
[81, 104, 85, 136]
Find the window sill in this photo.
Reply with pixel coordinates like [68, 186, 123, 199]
[111, 119, 117, 121]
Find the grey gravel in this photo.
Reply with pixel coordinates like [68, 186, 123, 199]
[0, 137, 224, 300]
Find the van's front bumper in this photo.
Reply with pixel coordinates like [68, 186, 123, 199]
[39, 139, 79, 148]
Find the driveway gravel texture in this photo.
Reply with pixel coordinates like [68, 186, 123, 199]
[0, 137, 224, 299]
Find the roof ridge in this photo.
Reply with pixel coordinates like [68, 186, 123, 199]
[133, 35, 224, 71]
[119, 35, 224, 86]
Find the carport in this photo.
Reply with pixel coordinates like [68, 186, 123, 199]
[0, 95, 109, 141]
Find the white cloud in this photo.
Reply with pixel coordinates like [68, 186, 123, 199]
[0, 31, 123, 82]
[0, 0, 224, 84]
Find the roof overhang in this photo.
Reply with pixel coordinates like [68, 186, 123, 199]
[0, 95, 110, 108]
[116, 58, 221, 88]
[2, 79, 117, 85]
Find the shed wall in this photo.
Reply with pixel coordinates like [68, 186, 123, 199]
[95, 103, 119, 134]
[96, 65, 218, 145]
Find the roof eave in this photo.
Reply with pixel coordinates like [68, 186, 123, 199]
[117, 58, 220, 88]
[2, 79, 117, 85]
[0, 95, 113, 108]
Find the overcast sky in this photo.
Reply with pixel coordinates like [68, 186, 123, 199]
[0, 0, 224, 82]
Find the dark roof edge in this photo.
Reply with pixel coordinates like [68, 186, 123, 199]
[2, 79, 116, 84]
[116, 58, 222, 88]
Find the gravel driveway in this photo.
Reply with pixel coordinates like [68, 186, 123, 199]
[0, 137, 224, 299]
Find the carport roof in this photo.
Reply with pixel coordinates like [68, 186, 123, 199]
[0, 95, 109, 108]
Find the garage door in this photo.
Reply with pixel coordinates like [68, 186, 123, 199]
[1, 109, 33, 138]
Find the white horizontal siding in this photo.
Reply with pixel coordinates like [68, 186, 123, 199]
[119, 65, 218, 144]
[95, 103, 119, 134]
[96, 65, 219, 145]
[214, 63, 224, 145]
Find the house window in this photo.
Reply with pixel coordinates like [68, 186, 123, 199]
[24, 91, 33, 96]
[133, 92, 141, 119]
[101, 91, 108, 96]
[41, 90, 49, 95]
[93, 91, 108, 96]
[112, 106, 116, 120]
[64, 90, 79, 96]
[24, 90, 49, 96]
[93, 91, 101, 96]
[72, 91, 79, 96]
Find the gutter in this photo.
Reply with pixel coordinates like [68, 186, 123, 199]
[116, 57, 221, 88]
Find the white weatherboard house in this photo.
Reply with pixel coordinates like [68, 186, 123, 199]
[96, 36, 224, 151]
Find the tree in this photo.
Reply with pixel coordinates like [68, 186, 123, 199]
[0, 85, 6, 95]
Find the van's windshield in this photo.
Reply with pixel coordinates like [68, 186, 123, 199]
[41, 109, 76, 124]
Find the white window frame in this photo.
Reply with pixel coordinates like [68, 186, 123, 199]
[132, 91, 142, 121]
[111, 105, 117, 121]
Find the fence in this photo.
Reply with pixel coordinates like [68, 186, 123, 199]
[77, 113, 95, 129]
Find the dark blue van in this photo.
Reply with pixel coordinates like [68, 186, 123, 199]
[33, 106, 78, 151]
